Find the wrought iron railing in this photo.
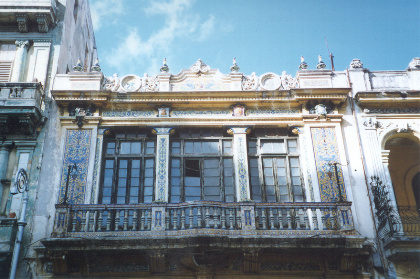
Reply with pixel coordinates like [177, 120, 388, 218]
[52, 201, 354, 237]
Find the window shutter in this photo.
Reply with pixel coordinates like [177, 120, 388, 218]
[0, 61, 13, 82]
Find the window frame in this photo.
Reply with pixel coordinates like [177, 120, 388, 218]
[169, 128, 235, 203]
[248, 134, 304, 203]
[100, 135, 156, 204]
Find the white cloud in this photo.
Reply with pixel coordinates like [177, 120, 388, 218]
[90, 0, 124, 30]
[103, 0, 225, 75]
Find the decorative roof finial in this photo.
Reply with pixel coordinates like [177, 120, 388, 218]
[91, 58, 101, 72]
[160, 58, 170, 73]
[350, 58, 364, 69]
[230, 57, 240, 72]
[316, 55, 326, 69]
[73, 58, 83, 72]
[299, 56, 308, 70]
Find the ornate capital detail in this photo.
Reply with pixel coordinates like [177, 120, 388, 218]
[36, 14, 50, 33]
[16, 14, 28, 33]
[363, 118, 380, 129]
[350, 58, 364, 69]
[230, 58, 240, 72]
[68, 103, 96, 117]
[15, 40, 30, 49]
[241, 72, 259, 91]
[316, 55, 326, 69]
[306, 100, 334, 116]
[227, 127, 251, 135]
[299, 56, 308, 70]
[231, 104, 246, 117]
[407, 57, 420, 70]
[290, 126, 304, 135]
[190, 59, 210, 74]
[156, 106, 171, 117]
[151, 127, 175, 135]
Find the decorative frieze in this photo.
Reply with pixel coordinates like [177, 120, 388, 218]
[16, 14, 28, 33]
[36, 14, 50, 33]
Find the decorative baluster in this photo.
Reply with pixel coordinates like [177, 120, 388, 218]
[321, 209, 327, 230]
[81, 211, 87, 232]
[189, 206, 194, 229]
[114, 210, 120, 231]
[123, 209, 129, 231]
[205, 207, 210, 228]
[140, 210, 146, 230]
[172, 209, 178, 230]
[214, 208, 220, 229]
[287, 208, 292, 229]
[296, 209, 301, 230]
[197, 207, 202, 228]
[269, 208, 274, 230]
[229, 209, 234, 230]
[304, 208, 310, 230]
[146, 210, 151, 230]
[312, 208, 319, 230]
[98, 211, 104, 232]
[211, 208, 216, 228]
[85, 211, 91, 232]
[132, 210, 138, 231]
[277, 209, 283, 229]
[236, 209, 241, 229]
[221, 208, 226, 229]
[90, 211, 96, 232]
[165, 211, 170, 230]
[261, 209, 267, 230]
[331, 208, 337, 230]
[106, 211, 112, 231]
[181, 208, 186, 230]
[71, 210, 78, 232]
[255, 209, 259, 229]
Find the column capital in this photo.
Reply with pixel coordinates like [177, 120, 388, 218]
[151, 127, 175, 135]
[227, 127, 251, 135]
[15, 40, 30, 49]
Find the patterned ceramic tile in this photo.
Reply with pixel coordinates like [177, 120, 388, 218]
[59, 130, 92, 204]
[172, 110, 231, 117]
[102, 111, 155, 117]
[247, 109, 299, 116]
[90, 137, 101, 204]
[310, 127, 346, 202]
[156, 137, 168, 202]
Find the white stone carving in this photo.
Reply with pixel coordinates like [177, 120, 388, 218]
[145, 75, 159, 92]
[259, 73, 281, 90]
[241, 72, 259, 91]
[397, 122, 410, 133]
[120, 75, 142, 92]
[280, 71, 299, 89]
[16, 14, 28, 33]
[363, 118, 379, 128]
[407, 57, 420, 70]
[103, 74, 121, 92]
[36, 14, 50, 33]
[190, 59, 210, 74]
[350, 59, 364, 69]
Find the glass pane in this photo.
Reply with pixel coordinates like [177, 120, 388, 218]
[204, 159, 219, 168]
[132, 160, 140, 169]
[185, 177, 200, 186]
[105, 160, 114, 168]
[118, 178, 127, 186]
[120, 142, 130, 154]
[119, 169, 127, 178]
[120, 160, 128, 169]
[144, 178, 153, 186]
[201, 141, 210, 153]
[204, 177, 219, 186]
[290, 158, 299, 167]
[209, 141, 219, 154]
[131, 178, 139, 187]
[145, 168, 154, 177]
[171, 177, 180, 186]
[248, 140, 257, 154]
[146, 141, 155, 154]
[287, 139, 298, 153]
[185, 142, 193, 153]
[223, 140, 232, 154]
[131, 142, 141, 154]
[145, 159, 154, 168]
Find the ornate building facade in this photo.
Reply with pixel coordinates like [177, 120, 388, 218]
[0, 2, 419, 279]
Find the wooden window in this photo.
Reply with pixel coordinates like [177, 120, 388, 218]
[248, 128, 304, 202]
[169, 128, 234, 203]
[100, 129, 156, 204]
[0, 43, 16, 82]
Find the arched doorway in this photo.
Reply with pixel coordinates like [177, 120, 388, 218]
[385, 133, 420, 235]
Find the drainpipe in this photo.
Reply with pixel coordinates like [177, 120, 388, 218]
[8, 169, 29, 279]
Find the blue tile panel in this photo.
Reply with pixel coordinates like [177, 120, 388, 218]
[58, 130, 92, 204]
[310, 127, 346, 202]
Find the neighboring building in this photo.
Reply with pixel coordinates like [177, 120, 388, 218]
[0, 0, 96, 276]
[34, 55, 418, 278]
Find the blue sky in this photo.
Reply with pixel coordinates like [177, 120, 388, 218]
[90, 0, 419, 77]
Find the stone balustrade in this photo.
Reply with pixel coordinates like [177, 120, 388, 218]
[52, 201, 355, 238]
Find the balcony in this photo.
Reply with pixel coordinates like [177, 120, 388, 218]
[0, 0, 56, 33]
[43, 201, 360, 251]
[0, 82, 44, 136]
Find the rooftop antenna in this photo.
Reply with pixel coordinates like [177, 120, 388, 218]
[325, 36, 335, 71]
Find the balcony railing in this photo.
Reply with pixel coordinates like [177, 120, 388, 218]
[398, 206, 420, 236]
[52, 201, 355, 238]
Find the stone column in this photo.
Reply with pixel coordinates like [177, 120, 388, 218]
[228, 127, 251, 201]
[152, 128, 174, 202]
[0, 145, 11, 208]
[10, 40, 30, 82]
